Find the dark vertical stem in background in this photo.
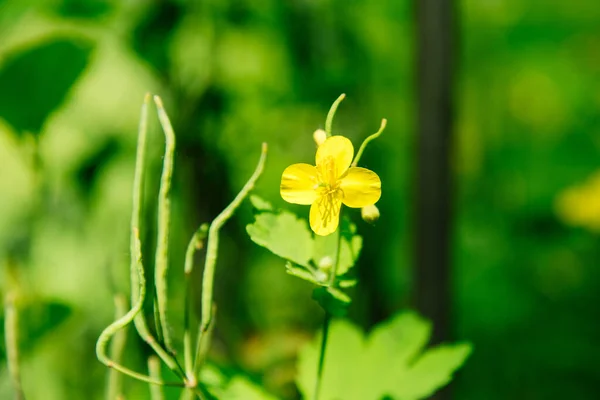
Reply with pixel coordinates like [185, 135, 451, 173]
[415, 0, 455, 352]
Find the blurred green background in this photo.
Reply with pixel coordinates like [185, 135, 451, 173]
[0, 0, 599, 399]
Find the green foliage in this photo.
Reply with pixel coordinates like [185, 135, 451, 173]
[247, 196, 362, 278]
[0, 38, 93, 135]
[221, 376, 280, 400]
[296, 312, 472, 400]
[247, 196, 363, 316]
[200, 365, 279, 400]
[246, 196, 314, 268]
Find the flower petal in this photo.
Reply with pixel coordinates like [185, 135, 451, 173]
[316, 136, 354, 178]
[339, 167, 381, 208]
[309, 195, 342, 236]
[280, 163, 319, 205]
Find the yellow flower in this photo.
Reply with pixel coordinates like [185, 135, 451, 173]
[280, 136, 381, 236]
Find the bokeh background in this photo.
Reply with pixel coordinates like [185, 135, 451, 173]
[1, 0, 600, 399]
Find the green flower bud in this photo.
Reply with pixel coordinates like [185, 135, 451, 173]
[361, 204, 380, 224]
[313, 129, 327, 146]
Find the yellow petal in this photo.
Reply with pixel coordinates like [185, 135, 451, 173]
[316, 136, 354, 179]
[309, 195, 342, 236]
[339, 167, 381, 208]
[280, 163, 319, 205]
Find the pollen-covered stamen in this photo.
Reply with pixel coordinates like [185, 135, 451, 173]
[315, 156, 344, 227]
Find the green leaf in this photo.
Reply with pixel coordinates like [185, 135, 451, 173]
[247, 200, 313, 268]
[390, 342, 473, 400]
[247, 198, 363, 288]
[297, 319, 365, 399]
[221, 376, 280, 400]
[200, 366, 277, 400]
[296, 311, 472, 400]
[0, 38, 93, 135]
[312, 287, 350, 317]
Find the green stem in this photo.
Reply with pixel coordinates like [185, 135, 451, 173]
[107, 294, 129, 400]
[328, 219, 344, 287]
[197, 143, 268, 371]
[193, 309, 214, 378]
[351, 118, 387, 167]
[153, 95, 176, 351]
[4, 292, 25, 400]
[96, 228, 183, 387]
[312, 312, 331, 400]
[325, 94, 346, 137]
[148, 356, 165, 400]
[315, 220, 344, 400]
[184, 224, 209, 383]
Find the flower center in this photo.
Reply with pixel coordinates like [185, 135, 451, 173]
[314, 156, 344, 227]
[316, 156, 341, 195]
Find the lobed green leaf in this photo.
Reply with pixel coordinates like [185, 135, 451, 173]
[296, 311, 472, 400]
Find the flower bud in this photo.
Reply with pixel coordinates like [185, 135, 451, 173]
[361, 204, 380, 224]
[317, 256, 333, 270]
[313, 129, 327, 146]
[314, 270, 328, 283]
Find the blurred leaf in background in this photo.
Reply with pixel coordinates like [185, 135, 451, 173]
[0, 38, 93, 136]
